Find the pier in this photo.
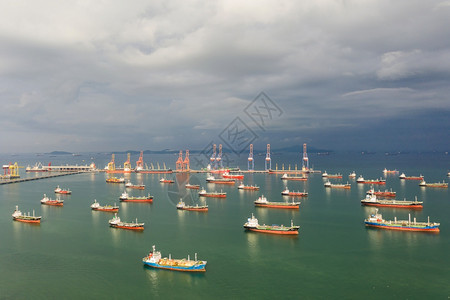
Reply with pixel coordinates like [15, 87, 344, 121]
[0, 171, 83, 185]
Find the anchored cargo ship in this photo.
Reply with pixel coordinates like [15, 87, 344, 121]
[399, 173, 423, 180]
[54, 185, 71, 194]
[254, 195, 300, 209]
[12, 206, 41, 223]
[237, 184, 260, 191]
[383, 168, 399, 174]
[26, 162, 48, 172]
[349, 171, 356, 178]
[206, 176, 235, 184]
[419, 180, 448, 188]
[91, 200, 119, 212]
[106, 177, 125, 183]
[364, 209, 439, 232]
[222, 172, 244, 180]
[366, 187, 396, 197]
[281, 173, 307, 181]
[142, 245, 207, 272]
[125, 181, 145, 190]
[185, 183, 200, 189]
[109, 214, 144, 230]
[198, 188, 226, 198]
[361, 194, 423, 209]
[324, 181, 351, 189]
[243, 214, 299, 235]
[356, 176, 386, 184]
[119, 191, 153, 202]
[159, 178, 174, 183]
[41, 194, 64, 206]
[176, 199, 208, 212]
[322, 171, 342, 179]
[281, 189, 308, 197]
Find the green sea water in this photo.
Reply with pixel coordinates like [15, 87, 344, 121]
[0, 152, 449, 299]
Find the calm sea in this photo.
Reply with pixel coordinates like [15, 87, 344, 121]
[0, 152, 449, 299]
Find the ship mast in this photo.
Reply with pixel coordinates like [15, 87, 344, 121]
[248, 144, 254, 171]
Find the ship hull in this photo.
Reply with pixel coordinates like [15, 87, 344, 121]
[206, 180, 235, 184]
[185, 185, 200, 189]
[126, 186, 145, 190]
[92, 208, 119, 212]
[281, 178, 307, 181]
[255, 203, 299, 209]
[110, 224, 144, 230]
[143, 261, 206, 272]
[13, 217, 41, 224]
[282, 193, 308, 197]
[199, 194, 226, 198]
[361, 202, 423, 209]
[120, 198, 153, 203]
[41, 202, 63, 206]
[177, 207, 208, 212]
[364, 222, 439, 232]
[245, 227, 299, 235]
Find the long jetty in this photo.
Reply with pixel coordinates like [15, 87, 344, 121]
[0, 171, 83, 185]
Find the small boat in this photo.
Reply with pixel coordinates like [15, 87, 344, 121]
[349, 171, 356, 178]
[143, 245, 207, 272]
[419, 180, 448, 188]
[364, 209, 439, 232]
[108, 213, 144, 230]
[281, 189, 308, 197]
[12, 206, 41, 223]
[254, 195, 300, 209]
[356, 176, 386, 185]
[185, 183, 200, 189]
[159, 178, 174, 183]
[366, 187, 396, 197]
[222, 172, 244, 180]
[243, 214, 299, 235]
[41, 194, 64, 206]
[399, 173, 423, 180]
[125, 181, 145, 190]
[106, 177, 125, 183]
[281, 173, 307, 181]
[322, 171, 342, 179]
[54, 185, 72, 194]
[324, 181, 351, 189]
[361, 194, 423, 209]
[176, 199, 208, 212]
[237, 184, 260, 191]
[90, 200, 119, 212]
[383, 168, 399, 174]
[119, 191, 153, 202]
[206, 176, 235, 184]
[198, 188, 226, 198]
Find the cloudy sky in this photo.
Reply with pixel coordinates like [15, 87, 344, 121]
[1, 0, 449, 153]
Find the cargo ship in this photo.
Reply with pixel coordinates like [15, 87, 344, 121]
[322, 171, 342, 179]
[254, 195, 300, 209]
[383, 168, 399, 174]
[12, 206, 41, 224]
[136, 163, 172, 174]
[90, 200, 119, 212]
[185, 183, 200, 189]
[198, 188, 226, 198]
[125, 181, 145, 190]
[106, 177, 125, 184]
[281, 173, 307, 181]
[159, 178, 174, 183]
[366, 187, 396, 197]
[324, 181, 351, 189]
[108, 214, 144, 230]
[349, 171, 356, 178]
[419, 180, 448, 188]
[41, 194, 64, 206]
[25, 162, 48, 172]
[176, 199, 208, 212]
[364, 209, 439, 232]
[281, 189, 308, 197]
[54, 185, 72, 194]
[237, 184, 260, 191]
[356, 176, 386, 185]
[119, 191, 153, 203]
[222, 172, 244, 180]
[206, 176, 235, 184]
[243, 214, 299, 235]
[399, 173, 423, 180]
[142, 245, 207, 272]
[361, 194, 423, 209]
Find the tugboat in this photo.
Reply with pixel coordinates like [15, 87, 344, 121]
[12, 206, 41, 223]
[366, 187, 396, 197]
[125, 181, 145, 190]
[254, 195, 300, 209]
[106, 177, 125, 183]
[159, 178, 174, 183]
[364, 209, 439, 232]
[281, 189, 308, 197]
[41, 194, 64, 206]
[142, 245, 207, 272]
[108, 214, 144, 230]
[198, 188, 226, 198]
[243, 214, 299, 235]
[356, 176, 386, 185]
[206, 176, 236, 184]
[281, 173, 307, 181]
[176, 199, 208, 212]
[324, 181, 351, 189]
[119, 191, 153, 203]
[237, 184, 260, 191]
[361, 194, 423, 209]
[185, 183, 200, 189]
[399, 173, 423, 180]
[419, 180, 448, 188]
[54, 185, 71, 194]
[90, 200, 119, 212]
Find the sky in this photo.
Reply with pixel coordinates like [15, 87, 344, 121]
[1, 0, 449, 153]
